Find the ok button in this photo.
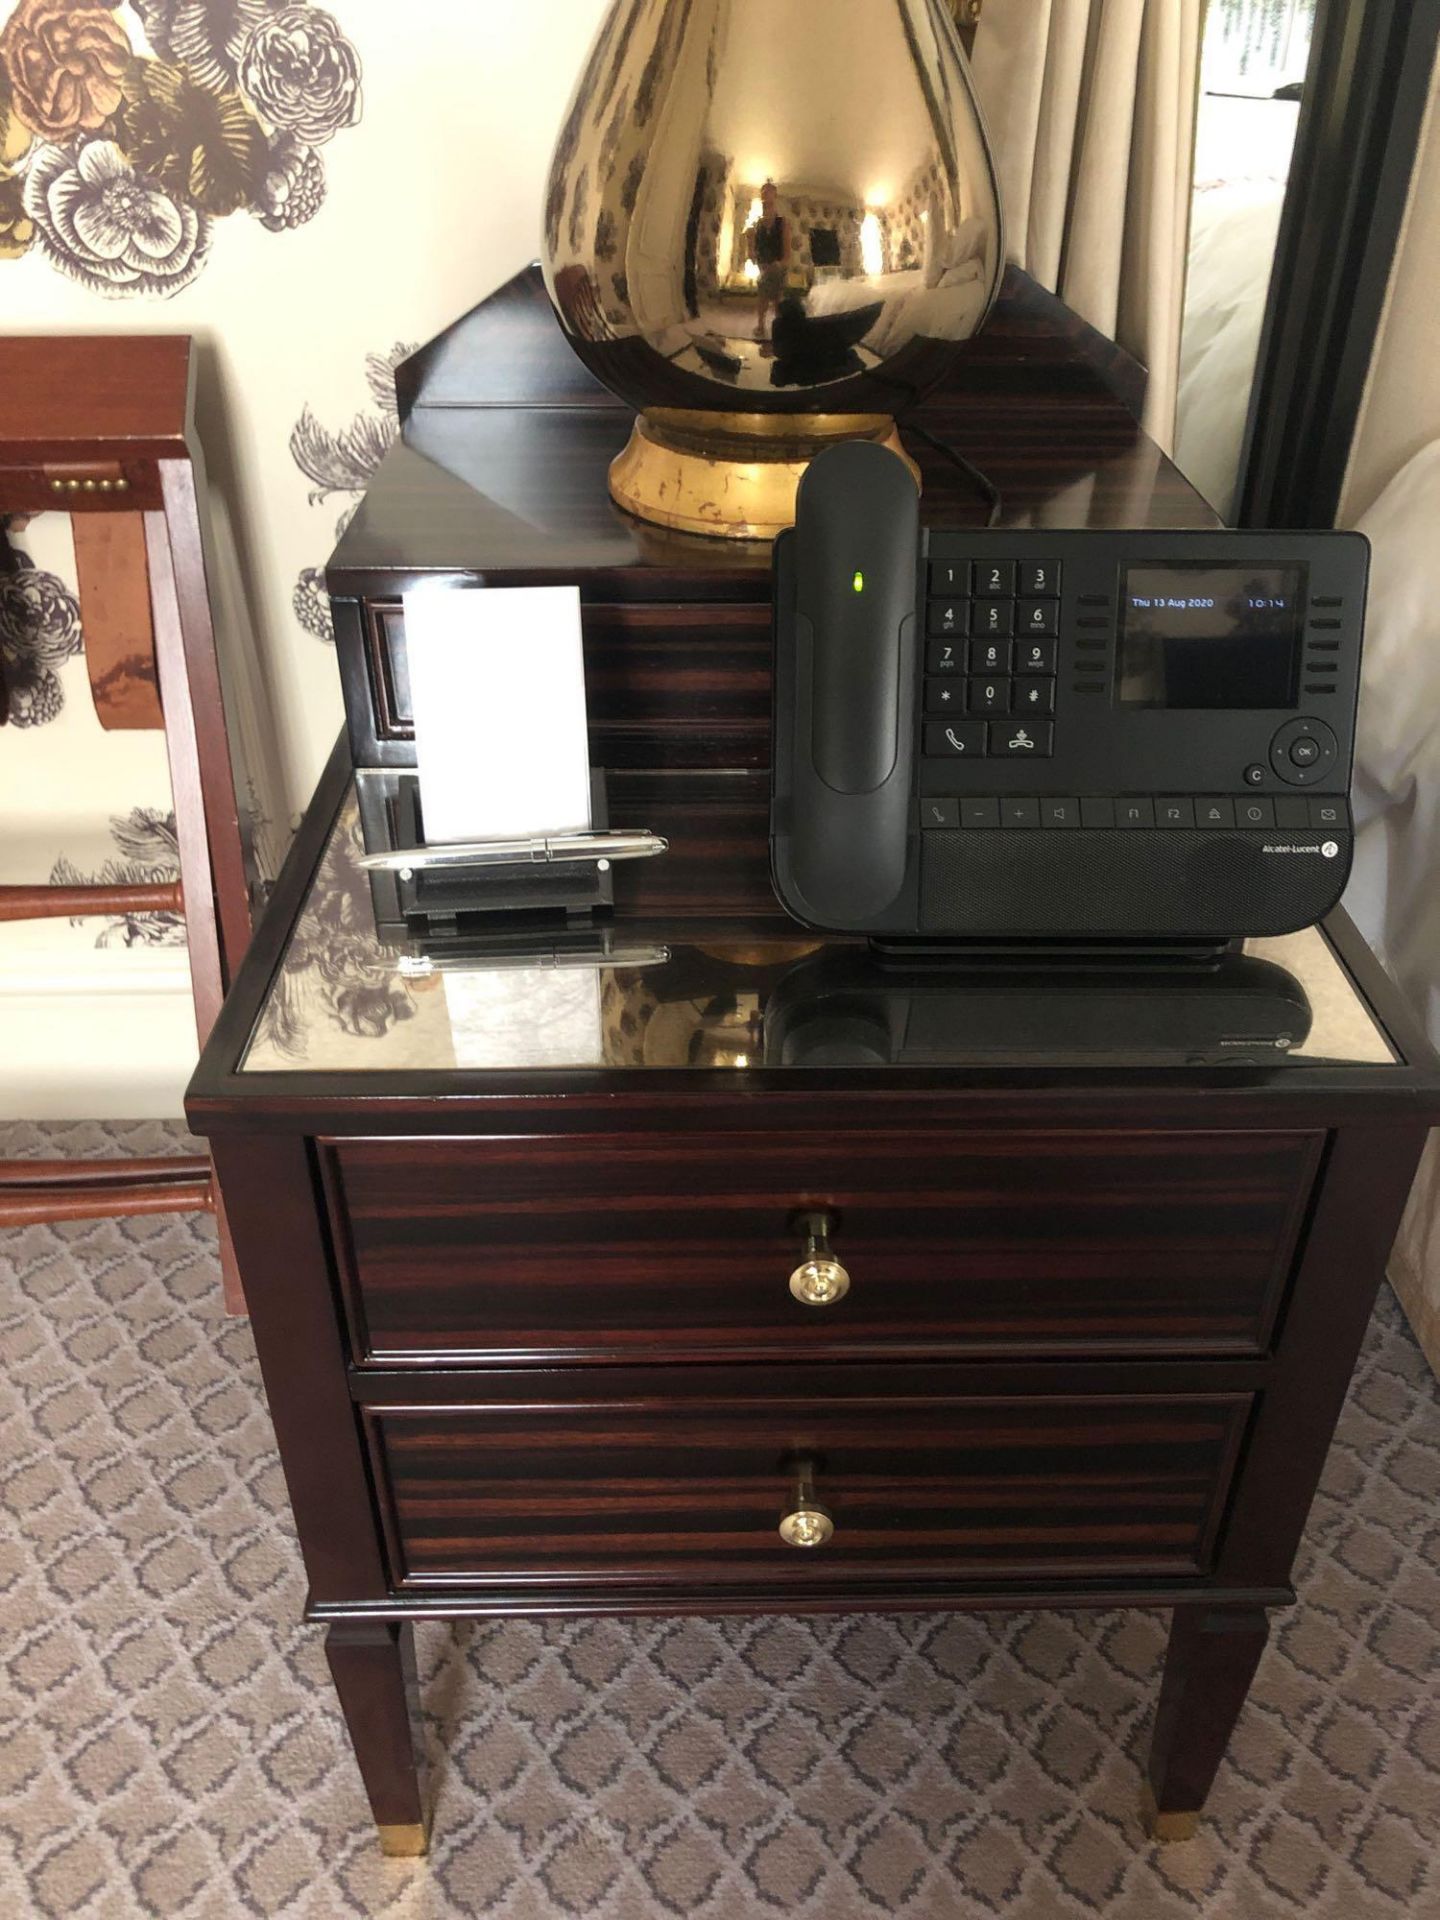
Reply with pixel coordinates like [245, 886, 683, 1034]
[1290, 738, 1321, 767]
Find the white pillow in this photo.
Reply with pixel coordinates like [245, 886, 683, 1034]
[922, 192, 945, 289]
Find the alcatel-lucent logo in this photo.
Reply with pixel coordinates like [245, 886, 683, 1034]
[1262, 841, 1340, 859]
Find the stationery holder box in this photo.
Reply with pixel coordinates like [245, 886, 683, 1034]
[356, 768, 615, 943]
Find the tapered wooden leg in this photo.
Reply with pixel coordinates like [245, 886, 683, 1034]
[324, 1621, 429, 1855]
[1143, 1606, 1270, 1840]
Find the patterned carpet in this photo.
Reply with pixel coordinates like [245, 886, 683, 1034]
[2, 1122, 1438, 1920]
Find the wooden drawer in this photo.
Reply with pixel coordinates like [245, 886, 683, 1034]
[324, 1129, 1321, 1365]
[362, 1377, 1253, 1589]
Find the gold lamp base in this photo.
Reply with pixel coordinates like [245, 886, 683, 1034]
[609, 408, 920, 541]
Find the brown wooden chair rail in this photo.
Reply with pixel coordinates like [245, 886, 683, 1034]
[0, 882, 184, 922]
[0, 1153, 212, 1225]
[0, 336, 253, 1303]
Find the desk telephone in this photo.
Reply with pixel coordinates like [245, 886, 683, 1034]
[771, 442, 1367, 942]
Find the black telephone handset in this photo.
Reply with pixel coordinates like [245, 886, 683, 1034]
[772, 444, 1367, 942]
[771, 440, 921, 929]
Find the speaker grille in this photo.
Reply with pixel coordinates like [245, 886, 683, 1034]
[920, 830, 1351, 937]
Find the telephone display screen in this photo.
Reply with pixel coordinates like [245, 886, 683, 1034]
[1117, 565, 1304, 709]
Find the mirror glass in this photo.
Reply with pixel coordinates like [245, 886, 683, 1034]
[1173, 0, 1317, 521]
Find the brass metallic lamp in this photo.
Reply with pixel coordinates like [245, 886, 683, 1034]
[540, 0, 1003, 540]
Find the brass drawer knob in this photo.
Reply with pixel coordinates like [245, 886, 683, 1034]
[789, 1210, 850, 1306]
[778, 1461, 833, 1548]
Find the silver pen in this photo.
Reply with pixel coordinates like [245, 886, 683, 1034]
[399, 943, 671, 975]
[356, 829, 669, 875]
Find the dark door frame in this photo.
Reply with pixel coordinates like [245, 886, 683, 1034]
[1236, 0, 1440, 529]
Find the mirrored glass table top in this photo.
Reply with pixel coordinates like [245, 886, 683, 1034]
[240, 786, 1397, 1075]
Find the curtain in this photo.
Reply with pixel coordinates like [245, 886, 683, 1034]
[969, 0, 1204, 452]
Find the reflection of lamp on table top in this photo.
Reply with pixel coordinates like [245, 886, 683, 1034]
[540, 0, 1002, 539]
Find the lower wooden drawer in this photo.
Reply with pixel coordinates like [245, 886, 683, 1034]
[362, 1381, 1253, 1590]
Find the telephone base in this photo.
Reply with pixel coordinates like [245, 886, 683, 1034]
[864, 935, 1240, 973]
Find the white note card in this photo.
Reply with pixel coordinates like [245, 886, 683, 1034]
[402, 584, 591, 844]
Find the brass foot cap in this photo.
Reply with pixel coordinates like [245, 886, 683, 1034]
[378, 1821, 429, 1857]
[1140, 1784, 1200, 1843]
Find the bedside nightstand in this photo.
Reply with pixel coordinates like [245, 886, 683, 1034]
[188, 747, 1439, 1852]
[188, 265, 1440, 1852]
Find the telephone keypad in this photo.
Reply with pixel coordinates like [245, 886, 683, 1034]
[1017, 600, 1059, 639]
[1016, 636, 1057, 672]
[974, 560, 1017, 597]
[993, 720, 1053, 757]
[969, 638, 1011, 674]
[924, 721, 986, 759]
[920, 552, 1063, 765]
[971, 599, 1013, 636]
[968, 677, 1010, 715]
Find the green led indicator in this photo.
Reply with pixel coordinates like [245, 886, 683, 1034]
[852, 570, 865, 593]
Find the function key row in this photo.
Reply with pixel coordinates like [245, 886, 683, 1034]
[930, 560, 1061, 598]
[920, 796, 1352, 830]
[930, 599, 1059, 639]
[928, 637, 1057, 675]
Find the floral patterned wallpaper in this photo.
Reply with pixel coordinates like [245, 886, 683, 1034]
[0, 0, 609, 1114]
[0, 0, 362, 292]
[0, 536, 81, 725]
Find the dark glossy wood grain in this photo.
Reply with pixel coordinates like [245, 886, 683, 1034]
[328, 264, 1215, 782]
[393, 263, 1144, 430]
[1217, 1120, 1434, 1583]
[327, 267, 1210, 611]
[324, 1621, 428, 1846]
[363, 1385, 1252, 1588]
[208, 1132, 391, 1605]
[324, 1128, 1321, 1366]
[349, 597, 773, 771]
[1146, 1607, 1271, 1824]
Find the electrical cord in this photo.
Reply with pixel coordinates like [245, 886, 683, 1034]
[903, 422, 1004, 526]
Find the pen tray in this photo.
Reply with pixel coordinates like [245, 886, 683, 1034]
[377, 771, 614, 937]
